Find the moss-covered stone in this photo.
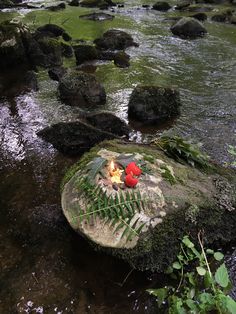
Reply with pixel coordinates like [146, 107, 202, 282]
[0, 21, 29, 69]
[61, 140, 236, 272]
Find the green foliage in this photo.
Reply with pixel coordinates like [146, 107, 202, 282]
[160, 165, 177, 185]
[147, 234, 236, 313]
[84, 156, 107, 182]
[152, 135, 210, 169]
[70, 177, 147, 242]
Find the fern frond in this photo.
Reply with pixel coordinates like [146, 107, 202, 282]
[71, 177, 149, 241]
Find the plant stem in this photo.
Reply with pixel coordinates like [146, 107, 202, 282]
[198, 231, 223, 314]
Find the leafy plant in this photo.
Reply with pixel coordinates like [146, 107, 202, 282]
[152, 135, 210, 169]
[70, 178, 148, 242]
[147, 233, 236, 313]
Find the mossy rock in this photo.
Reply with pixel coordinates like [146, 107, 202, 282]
[0, 21, 29, 69]
[61, 140, 236, 272]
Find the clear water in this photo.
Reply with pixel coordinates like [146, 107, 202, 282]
[0, 1, 236, 312]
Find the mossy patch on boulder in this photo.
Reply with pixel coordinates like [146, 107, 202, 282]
[61, 140, 236, 272]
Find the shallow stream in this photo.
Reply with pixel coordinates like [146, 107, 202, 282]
[0, 0, 236, 312]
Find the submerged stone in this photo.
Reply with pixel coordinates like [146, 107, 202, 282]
[79, 12, 114, 21]
[61, 140, 236, 271]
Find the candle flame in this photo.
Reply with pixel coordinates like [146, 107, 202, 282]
[109, 160, 123, 184]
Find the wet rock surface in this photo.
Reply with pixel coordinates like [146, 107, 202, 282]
[152, 1, 171, 11]
[61, 140, 236, 271]
[85, 111, 131, 136]
[80, 0, 116, 8]
[79, 12, 114, 20]
[94, 29, 138, 50]
[0, 21, 29, 69]
[113, 51, 130, 68]
[58, 71, 106, 107]
[73, 44, 99, 65]
[128, 85, 181, 124]
[48, 66, 67, 81]
[170, 17, 207, 39]
[190, 12, 208, 21]
[37, 121, 119, 155]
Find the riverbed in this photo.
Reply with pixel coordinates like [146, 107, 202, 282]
[0, 0, 236, 312]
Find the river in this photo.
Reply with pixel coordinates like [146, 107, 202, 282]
[0, 0, 236, 312]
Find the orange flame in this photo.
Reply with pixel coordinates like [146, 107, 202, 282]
[109, 160, 123, 184]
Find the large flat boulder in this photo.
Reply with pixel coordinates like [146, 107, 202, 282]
[61, 139, 236, 271]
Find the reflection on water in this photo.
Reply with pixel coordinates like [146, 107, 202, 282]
[0, 0, 236, 312]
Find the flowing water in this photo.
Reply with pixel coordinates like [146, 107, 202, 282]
[0, 0, 236, 313]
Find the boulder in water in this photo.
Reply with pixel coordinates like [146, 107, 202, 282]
[190, 12, 208, 21]
[58, 71, 106, 107]
[0, 21, 29, 69]
[94, 29, 138, 50]
[170, 17, 207, 39]
[48, 66, 67, 81]
[61, 139, 236, 271]
[85, 111, 130, 136]
[113, 51, 130, 68]
[152, 1, 171, 11]
[37, 121, 119, 155]
[128, 85, 181, 124]
[73, 45, 100, 65]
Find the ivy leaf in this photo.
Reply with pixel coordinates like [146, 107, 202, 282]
[196, 266, 206, 276]
[214, 252, 224, 261]
[226, 296, 236, 314]
[173, 261, 182, 269]
[185, 299, 197, 311]
[215, 263, 229, 288]
[199, 292, 214, 305]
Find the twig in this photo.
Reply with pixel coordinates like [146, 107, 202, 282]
[116, 269, 134, 287]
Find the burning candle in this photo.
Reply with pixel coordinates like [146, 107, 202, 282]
[109, 160, 123, 184]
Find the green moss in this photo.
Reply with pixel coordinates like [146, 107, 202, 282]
[39, 37, 61, 48]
